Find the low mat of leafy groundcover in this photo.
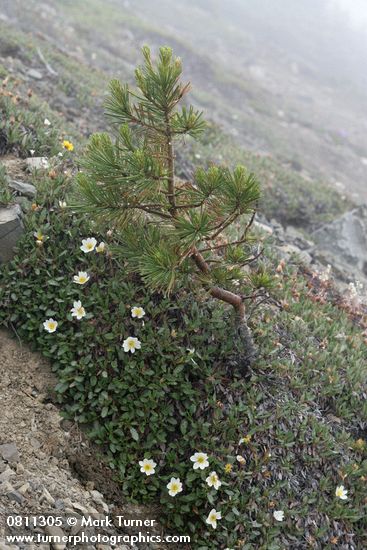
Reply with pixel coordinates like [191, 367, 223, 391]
[0, 207, 366, 549]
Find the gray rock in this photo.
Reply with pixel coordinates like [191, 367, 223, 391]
[18, 482, 30, 495]
[0, 205, 24, 264]
[40, 487, 55, 505]
[69, 517, 84, 536]
[8, 179, 36, 197]
[71, 502, 89, 516]
[54, 499, 65, 510]
[30, 437, 42, 450]
[0, 467, 15, 483]
[7, 489, 24, 504]
[90, 489, 104, 503]
[0, 442, 20, 463]
[44, 526, 67, 550]
[278, 244, 312, 265]
[14, 196, 31, 213]
[312, 205, 367, 282]
[285, 225, 314, 250]
[26, 157, 49, 171]
[0, 480, 13, 495]
[27, 68, 43, 80]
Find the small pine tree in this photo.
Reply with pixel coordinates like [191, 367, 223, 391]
[75, 46, 264, 367]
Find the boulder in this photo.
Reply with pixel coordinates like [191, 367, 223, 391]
[0, 205, 23, 264]
[26, 157, 49, 171]
[312, 206, 367, 281]
[8, 179, 36, 197]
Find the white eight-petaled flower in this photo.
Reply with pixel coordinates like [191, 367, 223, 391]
[273, 510, 284, 522]
[167, 477, 183, 497]
[206, 509, 221, 529]
[73, 271, 90, 285]
[131, 306, 146, 319]
[122, 337, 141, 354]
[139, 458, 157, 476]
[70, 300, 86, 320]
[43, 318, 58, 333]
[205, 471, 221, 490]
[190, 452, 209, 470]
[335, 485, 348, 500]
[80, 237, 97, 253]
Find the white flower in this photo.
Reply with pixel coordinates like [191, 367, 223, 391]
[59, 200, 67, 208]
[335, 485, 348, 500]
[131, 306, 145, 319]
[80, 237, 97, 253]
[190, 452, 209, 470]
[58, 152, 63, 158]
[30, 149, 35, 156]
[43, 318, 58, 333]
[205, 471, 221, 490]
[33, 230, 47, 243]
[139, 458, 156, 476]
[44, 118, 51, 126]
[70, 300, 86, 320]
[96, 241, 106, 253]
[73, 271, 90, 285]
[167, 477, 183, 497]
[273, 510, 284, 522]
[206, 509, 221, 529]
[123, 336, 141, 354]
[236, 455, 245, 464]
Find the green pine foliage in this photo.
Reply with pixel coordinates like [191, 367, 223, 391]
[74, 47, 263, 304]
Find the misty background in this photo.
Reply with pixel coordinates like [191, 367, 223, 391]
[1, 0, 367, 204]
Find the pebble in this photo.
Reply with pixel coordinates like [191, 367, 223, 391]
[0, 467, 15, 482]
[44, 525, 67, 550]
[71, 501, 89, 515]
[30, 437, 42, 450]
[27, 68, 43, 80]
[54, 499, 65, 510]
[7, 489, 25, 504]
[0, 480, 14, 495]
[40, 487, 55, 505]
[18, 482, 31, 495]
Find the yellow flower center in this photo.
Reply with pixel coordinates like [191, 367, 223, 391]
[171, 483, 179, 492]
[128, 340, 135, 349]
[144, 465, 152, 472]
[197, 456, 204, 463]
[209, 514, 216, 522]
[48, 322, 56, 330]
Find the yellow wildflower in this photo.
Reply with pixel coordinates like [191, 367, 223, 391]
[62, 140, 74, 152]
[224, 463, 232, 473]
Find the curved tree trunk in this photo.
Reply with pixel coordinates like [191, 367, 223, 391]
[191, 247, 257, 369]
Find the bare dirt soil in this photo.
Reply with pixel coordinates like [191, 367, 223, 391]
[0, 329, 178, 549]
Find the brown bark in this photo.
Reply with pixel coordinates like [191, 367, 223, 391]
[191, 246, 257, 368]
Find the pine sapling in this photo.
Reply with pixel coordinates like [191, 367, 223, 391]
[75, 46, 269, 368]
